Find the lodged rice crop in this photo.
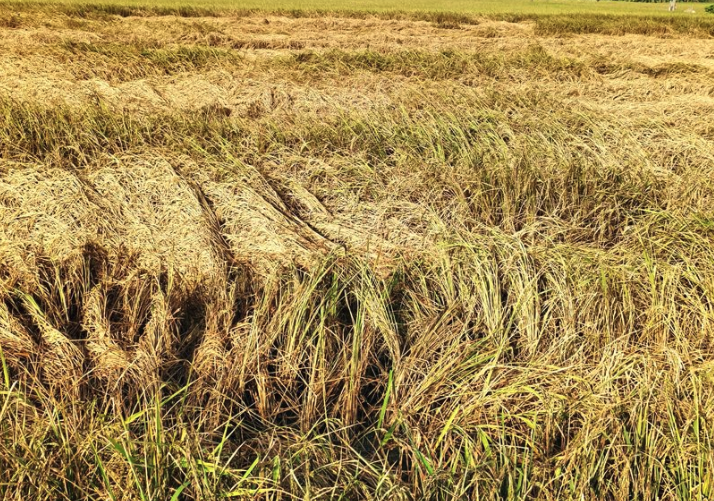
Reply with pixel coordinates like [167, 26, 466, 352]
[1, 3, 714, 500]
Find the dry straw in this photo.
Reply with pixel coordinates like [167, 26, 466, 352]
[1, 4, 714, 500]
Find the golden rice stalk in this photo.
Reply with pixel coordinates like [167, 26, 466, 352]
[192, 302, 229, 384]
[130, 289, 174, 389]
[82, 284, 131, 390]
[0, 301, 36, 366]
[20, 293, 84, 396]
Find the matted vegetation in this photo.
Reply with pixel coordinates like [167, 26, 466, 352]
[1, 3, 714, 500]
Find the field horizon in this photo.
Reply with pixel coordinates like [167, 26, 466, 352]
[4, 0, 714, 17]
[2, 1, 714, 500]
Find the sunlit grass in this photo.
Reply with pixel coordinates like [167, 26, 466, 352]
[1, 2, 714, 500]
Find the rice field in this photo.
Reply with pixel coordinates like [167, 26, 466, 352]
[4, 0, 714, 16]
[1, 1, 714, 500]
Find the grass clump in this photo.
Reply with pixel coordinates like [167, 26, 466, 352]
[0, 11, 21, 26]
